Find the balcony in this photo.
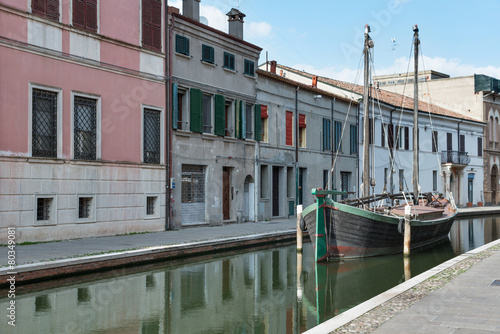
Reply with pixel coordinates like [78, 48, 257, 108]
[441, 150, 470, 166]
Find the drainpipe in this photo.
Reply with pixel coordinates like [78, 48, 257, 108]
[165, 4, 173, 230]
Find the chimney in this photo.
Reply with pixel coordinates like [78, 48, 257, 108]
[270, 60, 277, 74]
[227, 8, 245, 39]
[183, 0, 200, 22]
[312, 75, 318, 88]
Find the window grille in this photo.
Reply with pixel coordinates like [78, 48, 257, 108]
[74, 96, 97, 160]
[181, 165, 205, 203]
[147, 197, 156, 215]
[33, 89, 58, 158]
[37, 198, 52, 221]
[340, 172, 350, 200]
[144, 109, 161, 164]
[78, 197, 91, 219]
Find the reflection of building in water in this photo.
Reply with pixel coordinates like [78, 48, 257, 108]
[449, 217, 500, 253]
[0, 271, 166, 334]
[0, 246, 311, 334]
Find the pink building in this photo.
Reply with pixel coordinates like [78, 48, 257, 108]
[0, 0, 168, 242]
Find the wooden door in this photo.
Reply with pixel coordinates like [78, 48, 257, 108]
[223, 167, 230, 220]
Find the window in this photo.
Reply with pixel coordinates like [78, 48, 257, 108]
[143, 108, 161, 164]
[381, 123, 385, 147]
[32, 0, 59, 21]
[459, 134, 465, 152]
[202, 44, 214, 64]
[142, 0, 162, 51]
[74, 96, 97, 160]
[323, 119, 331, 151]
[225, 100, 232, 136]
[223, 52, 235, 71]
[433, 170, 438, 191]
[35, 195, 57, 225]
[246, 103, 253, 139]
[334, 121, 342, 152]
[73, 0, 97, 32]
[202, 94, 212, 133]
[244, 59, 255, 76]
[350, 124, 358, 154]
[399, 169, 404, 191]
[260, 105, 268, 142]
[478, 137, 483, 156]
[323, 170, 329, 190]
[368, 118, 374, 144]
[254, 104, 262, 142]
[175, 34, 189, 55]
[286, 111, 293, 146]
[35, 295, 52, 313]
[299, 114, 306, 148]
[447, 132, 453, 151]
[78, 197, 92, 219]
[432, 130, 438, 152]
[32, 89, 58, 158]
[172, 84, 188, 130]
[77, 288, 91, 304]
[404, 126, 409, 150]
[387, 124, 394, 148]
[37, 198, 52, 221]
[146, 196, 157, 215]
[340, 172, 350, 200]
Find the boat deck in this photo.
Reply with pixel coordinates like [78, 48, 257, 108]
[390, 205, 446, 220]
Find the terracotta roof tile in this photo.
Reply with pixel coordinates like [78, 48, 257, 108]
[276, 64, 483, 123]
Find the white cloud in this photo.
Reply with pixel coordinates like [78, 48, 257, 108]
[294, 56, 500, 84]
[200, 5, 228, 32]
[247, 21, 273, 39]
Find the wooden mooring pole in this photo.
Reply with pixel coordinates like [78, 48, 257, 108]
[296, 205, 303, 253]
[404, 205, 411, 257]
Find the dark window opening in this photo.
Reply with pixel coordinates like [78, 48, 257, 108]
[144, 109, 161, 164]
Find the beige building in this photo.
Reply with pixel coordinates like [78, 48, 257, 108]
[375, 72, 500, 205]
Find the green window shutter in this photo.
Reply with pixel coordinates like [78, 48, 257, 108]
[214, 94, 225, 136]
[190, 88, 202, 133]
[241, 102, 246, 139]
[254, 104, 261, 141]
[172, 83, 178, 129]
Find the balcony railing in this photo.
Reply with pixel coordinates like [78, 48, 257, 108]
[441, 150, 470, 165]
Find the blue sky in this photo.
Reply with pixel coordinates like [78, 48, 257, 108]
[171, 0, 500, 83]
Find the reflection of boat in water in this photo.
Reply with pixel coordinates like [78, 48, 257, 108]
[302, 25, 457, 262]
[300, 239, 456, 324]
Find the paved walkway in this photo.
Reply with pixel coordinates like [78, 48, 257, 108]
[1, 219, 297, 267]
[372, 243, 500, 334]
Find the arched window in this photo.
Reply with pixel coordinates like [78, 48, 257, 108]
[496, 117, 500, 143]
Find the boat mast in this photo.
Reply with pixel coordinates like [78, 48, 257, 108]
[412, 25, 419, 205]
[363, 25, 373, 199]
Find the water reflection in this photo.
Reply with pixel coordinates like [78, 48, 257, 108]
[1, 216, 499, 334]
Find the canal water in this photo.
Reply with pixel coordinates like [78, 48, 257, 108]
[2, 216, 499, 334]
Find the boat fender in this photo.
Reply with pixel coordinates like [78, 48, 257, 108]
[299, 216, 307, 232]
[398, 218, 405, 235]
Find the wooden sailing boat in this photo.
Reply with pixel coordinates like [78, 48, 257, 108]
[302, 25, 458, 262]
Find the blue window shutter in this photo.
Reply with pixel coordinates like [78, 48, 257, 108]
[172, 83, 178, 129]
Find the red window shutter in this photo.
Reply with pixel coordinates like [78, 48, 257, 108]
[32, 0, 46, 16]
[261, 105, 268, 119]
[46, 0, 59, 21]
[299, 114, 306, 128]
[73, 0, 85, 28]
[151, 0, 162, 51]
[86, 0, 97, 31]
[286, 111, 293, 146]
